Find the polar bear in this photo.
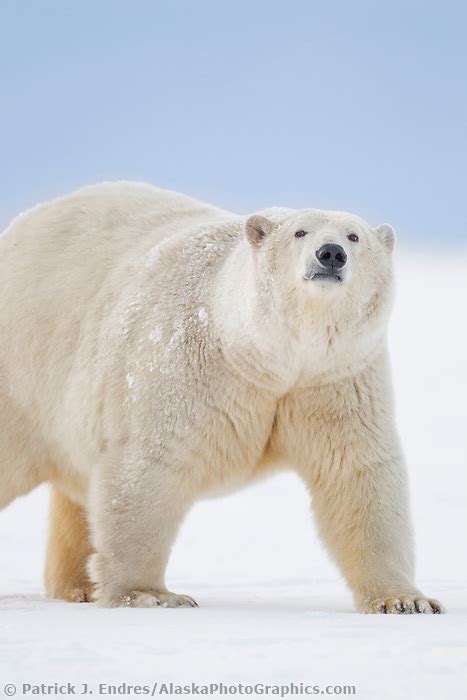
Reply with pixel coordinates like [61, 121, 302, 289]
[0, 182, 443, 613]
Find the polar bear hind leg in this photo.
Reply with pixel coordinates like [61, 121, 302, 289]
[45, 487, 94, 602]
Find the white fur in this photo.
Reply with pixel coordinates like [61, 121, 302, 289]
[0, 182, 443, 612]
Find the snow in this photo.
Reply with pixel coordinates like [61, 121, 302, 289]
[149, 328, 162, 344]
[197, 307, 209, 324]
[1, 252, 466, 698]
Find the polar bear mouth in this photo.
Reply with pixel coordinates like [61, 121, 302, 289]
[310, 272, 343, 285]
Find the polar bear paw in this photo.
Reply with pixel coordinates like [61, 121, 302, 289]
[46, 578, 95, 604]
[362, 595, 445, 615]
[61, 585, 94, 603]
[98, 590, 198, 608]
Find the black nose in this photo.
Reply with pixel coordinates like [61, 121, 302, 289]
[316, 244, 347, 270]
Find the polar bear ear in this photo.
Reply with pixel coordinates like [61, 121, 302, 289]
[376, 223, 396, 252]
[245, 215, 274, 247]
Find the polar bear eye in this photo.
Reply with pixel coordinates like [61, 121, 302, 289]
[294, 230, 308, 238]
[347, 233, 359, 242]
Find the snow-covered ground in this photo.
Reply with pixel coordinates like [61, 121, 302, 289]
[1, 252, 466, 699]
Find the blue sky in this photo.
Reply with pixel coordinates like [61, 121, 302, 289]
[1, 0, 466, 242]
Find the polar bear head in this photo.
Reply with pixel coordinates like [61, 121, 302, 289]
[214, 207, 396, 386]
[245, 208, 395, 322]
[240, 208, 397, 382]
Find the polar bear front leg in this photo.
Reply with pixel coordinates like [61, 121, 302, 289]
[306, 452, 444, 614]
[87, 456, 197, 608]
[296, 378, 443, 614]
[281, 355, 445, 614]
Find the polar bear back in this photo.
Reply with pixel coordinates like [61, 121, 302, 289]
[0, 181, 229, 279]
[0, 182, 233, 339]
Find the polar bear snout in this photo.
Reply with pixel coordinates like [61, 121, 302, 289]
[303, 243, 348, 285]
[316, 243, 348, 270]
